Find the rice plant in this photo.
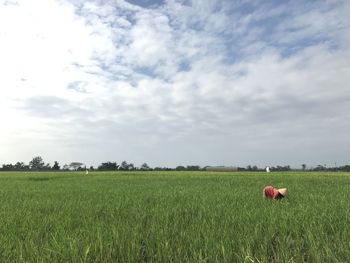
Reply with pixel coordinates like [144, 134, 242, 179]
[0, 171, 349, 262]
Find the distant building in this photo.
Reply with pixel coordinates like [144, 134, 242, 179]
[266, 166, 270, 172]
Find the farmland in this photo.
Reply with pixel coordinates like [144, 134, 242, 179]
[0, 171, 349, 262]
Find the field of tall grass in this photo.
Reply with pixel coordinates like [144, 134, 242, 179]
[0, 171, 349, 262]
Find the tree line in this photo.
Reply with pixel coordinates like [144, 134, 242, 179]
[1, 156, 350, 172]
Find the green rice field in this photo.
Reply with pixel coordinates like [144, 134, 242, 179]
[0, 171, 349, 262]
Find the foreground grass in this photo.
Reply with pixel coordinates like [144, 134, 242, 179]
[0, 171, 349, 262]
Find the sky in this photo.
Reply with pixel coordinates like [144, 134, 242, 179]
[1, 0, 350, 168]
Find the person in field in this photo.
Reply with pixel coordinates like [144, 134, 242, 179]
[263, 186, 288, 199]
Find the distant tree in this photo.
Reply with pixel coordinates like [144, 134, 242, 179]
[284, 165, 291, 171]
[2, 164, 14, 171]
[14, 162, 27, 170]
[44, 163, 51, 170]
[127, 163, 135, 171]
[120, 161, 129, 171]
[89, 166, 94, 171]
[176, 166, 186, 171]
[52, 161, 60, 170]
[154, 167, 173, 171]
[69, 162, 84, 171]
[271, 165, 291, 171]
[341, 165, 350, 172]
[187, 165, 200, 171]
[98, 162, 119, 171]
[29, 156, 45, 170]
[314, 165, 326, 171]
[62, 164, 69, 171]
[140, 163, 150, 171]
[301, 164, 306, 171]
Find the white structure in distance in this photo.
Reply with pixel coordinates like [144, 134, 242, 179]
[266, 166, 270, 172]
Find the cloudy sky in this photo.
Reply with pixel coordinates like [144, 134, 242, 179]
[1, 0, 350, 168]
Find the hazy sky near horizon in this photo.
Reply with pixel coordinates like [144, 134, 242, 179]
[1, 0, 350, 168]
